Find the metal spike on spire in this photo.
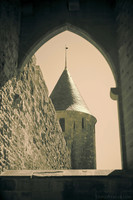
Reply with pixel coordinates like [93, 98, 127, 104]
[65, 46, 68, 69]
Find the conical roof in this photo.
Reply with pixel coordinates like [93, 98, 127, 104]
[50, 68, 91, 114]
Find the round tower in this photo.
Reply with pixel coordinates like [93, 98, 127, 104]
[50, 67, 97, 169]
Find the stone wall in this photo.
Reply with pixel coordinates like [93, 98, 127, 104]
[116, 0, 133, 169]
[56, 111, 96, 169]
[1, 0, 133, 171]
[0, 0, 20, 87]
[1, 170, 133, 200]
[0, 56, 71, 173]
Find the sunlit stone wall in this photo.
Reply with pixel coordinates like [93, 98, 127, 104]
[0, 56, 71, 173]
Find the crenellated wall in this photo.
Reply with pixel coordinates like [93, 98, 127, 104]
[0, 56, 71, 173]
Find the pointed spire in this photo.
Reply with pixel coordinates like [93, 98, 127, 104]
[65, 46, 68, 69]
[50, 68, 91, 114]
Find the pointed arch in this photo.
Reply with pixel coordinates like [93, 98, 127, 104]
[19, 23, 117, 85]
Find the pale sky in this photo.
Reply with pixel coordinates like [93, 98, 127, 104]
[35, 31, 122, 169]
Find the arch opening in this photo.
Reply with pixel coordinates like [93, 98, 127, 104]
[34, 30, 122, 170]
[20, 23, 117, 85]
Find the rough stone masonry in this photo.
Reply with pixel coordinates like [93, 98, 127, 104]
[0, 56, 71, 173]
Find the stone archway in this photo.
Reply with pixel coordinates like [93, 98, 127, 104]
[19, 23, 118, 84]
[19, 23, 126, 169]
[2, 0, 133, 170]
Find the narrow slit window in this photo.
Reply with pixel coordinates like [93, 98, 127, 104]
[73, 122, 75, 130]
[59, 118, 65, 132]
[82, 118, 85, 129]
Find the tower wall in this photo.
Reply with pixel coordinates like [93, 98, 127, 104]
[56, 110, 97, 169]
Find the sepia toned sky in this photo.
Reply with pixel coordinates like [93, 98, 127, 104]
[35, 31, 122, 169]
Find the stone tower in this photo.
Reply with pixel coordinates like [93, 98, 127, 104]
[50, 47, 97, 169]
[50, 66, 97, 169]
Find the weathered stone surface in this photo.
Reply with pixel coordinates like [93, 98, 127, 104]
[0, 56, 71, 173]
[56, 111, 96, 169]
[0, 0, 20, 87]
[116, 0, 133, 169]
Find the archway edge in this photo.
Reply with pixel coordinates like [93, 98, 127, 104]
[19, 23, 117, 85]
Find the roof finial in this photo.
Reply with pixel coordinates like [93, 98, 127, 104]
[65, 46, 68, 69]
